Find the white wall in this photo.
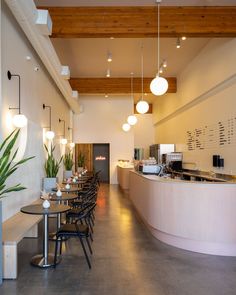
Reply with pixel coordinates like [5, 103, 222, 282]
[73, 96, 134, 184]
[133, 114, 154, 159]
[1, 2, 71, 221]
[153, 38, 236, 174]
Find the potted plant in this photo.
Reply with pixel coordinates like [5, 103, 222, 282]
[77, 152, 85, 173]
[43, 144, 62, 192]
[0, 129, 34, 284]
[63, 151, 74, 179]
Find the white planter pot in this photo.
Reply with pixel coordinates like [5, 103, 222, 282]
[64, 170, 73, 179]
[43, 177, 57, 192]
[78, 167, 83, 173]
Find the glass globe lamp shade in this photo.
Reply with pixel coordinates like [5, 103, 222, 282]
[60, 138, 68, 145]
[136, 101, 149, 114]
[122, 123, 131, 132]
[45, 130, 55, 140]
[150, 76, 168, 96]
[127, 115, 137, 126]
[70, 142, 75, 148]
[12, 114, 28, 128]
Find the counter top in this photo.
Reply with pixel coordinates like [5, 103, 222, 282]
[133, 171, 236, 185]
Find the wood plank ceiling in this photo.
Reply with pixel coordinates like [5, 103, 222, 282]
[42, 6, 236, 95]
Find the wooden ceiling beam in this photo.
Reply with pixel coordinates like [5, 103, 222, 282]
[69, 77, 177, 94]
[41, 6, 236, 38]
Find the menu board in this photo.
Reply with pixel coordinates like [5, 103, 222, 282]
[186, 117, 236, 151]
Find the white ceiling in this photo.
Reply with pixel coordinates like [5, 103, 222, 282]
[52, 38, 210, 78]
[35, 0, 236, 7]
[34, 0, 235, 101]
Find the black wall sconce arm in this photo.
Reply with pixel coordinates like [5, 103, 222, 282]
[8, 70, 21, 114]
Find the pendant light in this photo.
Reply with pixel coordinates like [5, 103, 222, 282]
[150, 0, 168, 96]
[136, 45, 149, 114]
[127, 73, 137, 126]
[122, 123, 131, 132]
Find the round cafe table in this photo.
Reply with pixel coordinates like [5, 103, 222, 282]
[49, 192, 78, 230]
[21, 204, 70, 268]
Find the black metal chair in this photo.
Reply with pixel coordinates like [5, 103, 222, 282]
[54, 204, 96, 269]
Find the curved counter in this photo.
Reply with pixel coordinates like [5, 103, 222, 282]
[129, 171, 236, 256]
[117, 165, 134, 190]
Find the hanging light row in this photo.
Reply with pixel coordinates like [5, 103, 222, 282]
[122, 73, 138, 132]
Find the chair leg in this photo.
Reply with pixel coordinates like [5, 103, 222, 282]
[78, 236, 91, 269]
[54, 237, 59, 267]
[59, 237, 63, 255]
[86, 236, 93, 254]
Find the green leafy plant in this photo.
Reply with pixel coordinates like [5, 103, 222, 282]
[78, 152, 85, 168]
[44, 144, 63, 178]
[63, 152, 74, 170]
[0, 129, 34, 198]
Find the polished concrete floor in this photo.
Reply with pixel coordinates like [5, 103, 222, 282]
[1, 184, 236, 295]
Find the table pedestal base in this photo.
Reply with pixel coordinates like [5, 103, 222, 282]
[31, 254, 61, 268]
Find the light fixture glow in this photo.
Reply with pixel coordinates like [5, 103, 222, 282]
[8, 71, 28, 128]
[105, 94, 109, 98]
[159, 67, 163, 74]
[150, 1, 168, 96]
[70, 142, 75, 148]
[60, 138, 68, 145]
[122, 123, 131, 132]
[163, 60, 167, 68]
[136, 101, 149, 114]
[45, 130, 55, 140]
[127, 115, 137, 126]
[181, 36, 187, 41]
[107, 52, 112, 62]
[12, 114, 28, 128]
[150, 76, 169, 96]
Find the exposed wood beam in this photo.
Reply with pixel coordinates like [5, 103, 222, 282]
[69, 77, 177, 94]
[41, 6, 236, 38]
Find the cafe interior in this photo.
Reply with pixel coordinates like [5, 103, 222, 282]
[1, 0, 236, 294]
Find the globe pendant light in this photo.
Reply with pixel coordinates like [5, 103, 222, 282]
[122, 123, 131, 132]
[127, 73, 138, 125]
[136, 45, 149, 114]
[150, 0, 168, 96]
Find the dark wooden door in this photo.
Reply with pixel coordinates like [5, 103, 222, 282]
[93, 144, 110, 183]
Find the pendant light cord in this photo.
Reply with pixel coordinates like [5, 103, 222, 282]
[141, 44, 144, 101]
[131, 72, 134, 101]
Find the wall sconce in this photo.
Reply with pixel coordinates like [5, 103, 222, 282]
[8, 71, 28, 128]
[43, 104, 55, 140]
[68, 127, 75, 148]
[59, 118, 67, 144]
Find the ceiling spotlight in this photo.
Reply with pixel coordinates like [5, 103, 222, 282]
[176, 38, 181, 49]
[163, 60, 167, 68]
[159, 67, 163, 74]
[106, 69, 110, 77]
[122, 123, 131, 132]
[107, 52, 112, 62]
[181, 36, 187, 41]
[105, 94, 109, 98]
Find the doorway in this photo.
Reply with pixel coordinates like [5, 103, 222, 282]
[93, 144, 110, 183]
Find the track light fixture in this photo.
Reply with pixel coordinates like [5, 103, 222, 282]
[176, 38, 181, 49]
[107, 52, 112, 62]
[106, 69, 110, 78]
